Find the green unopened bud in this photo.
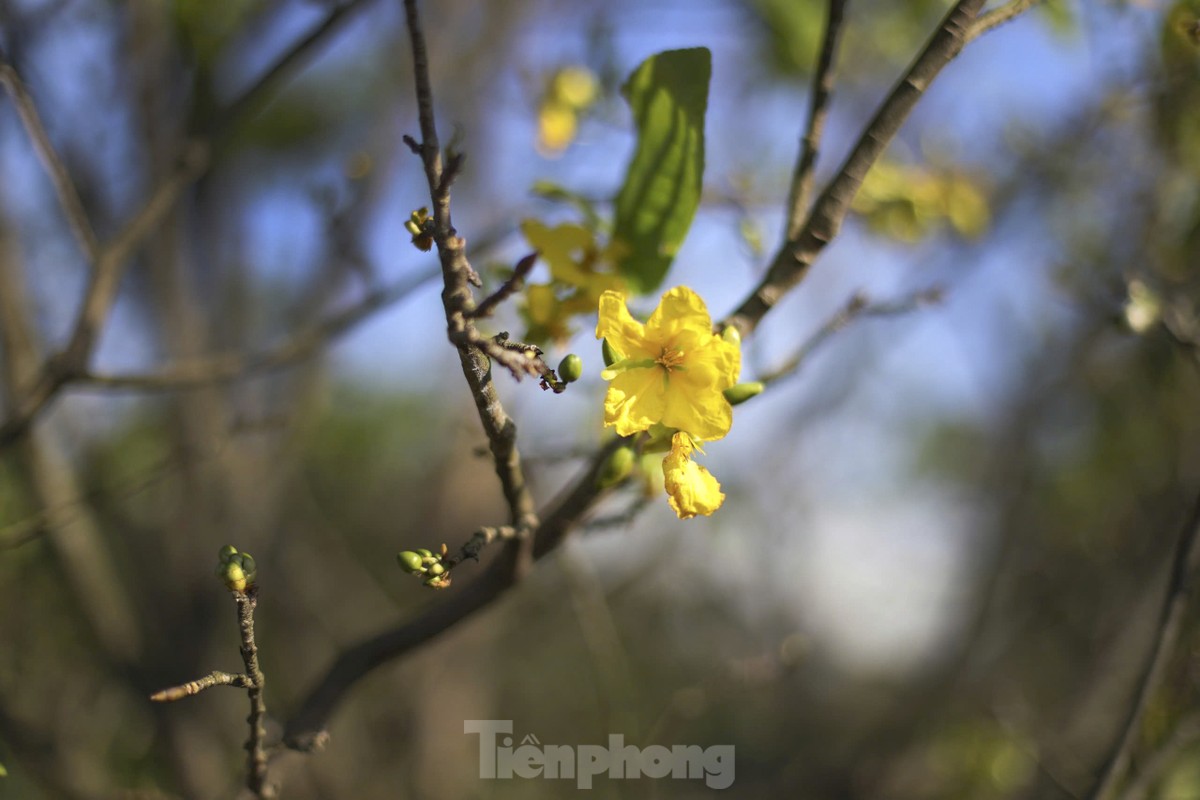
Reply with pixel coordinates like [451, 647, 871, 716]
[404, 219, 422, 236]
[397, 551, 425, 574]
[721, 326, 742, 346]
[558, 354, 583, 383]
[237, 553, 257, 582]
[218, 544, 238, 562]
[219, 561, 248, 593]
[426, 561, 446, 577]
[598, 445, 636, 488]
[601, 339, 619, 368]
[723, 381, 764, 406]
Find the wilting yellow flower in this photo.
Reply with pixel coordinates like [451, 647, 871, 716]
[596, 287, 740, 440]
[663, 433, 724, 519]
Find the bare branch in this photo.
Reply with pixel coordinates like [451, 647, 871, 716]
[76, 269, 436, 391]
[759, 286, 943, 386]
[1084, 493, 1200, 800]
[784, 0, 849, 240]
[401, 0, 539, 537]
[235, 590, 271, 799]
[282, 435, 631, 750]
[0, 60, 99, 261]
[724, 0, 986, 335]
[469, 252, 538, 319]
[149, 671, 253, 702]
[0, 0, 378, 451]
[1119, 711, 1200, 800]
[967, 0, 1044, 43]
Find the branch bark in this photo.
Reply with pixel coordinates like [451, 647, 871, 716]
[723, 0, 987, 335]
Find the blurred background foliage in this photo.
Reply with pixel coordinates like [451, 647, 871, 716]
[2, 0, 1200, 798]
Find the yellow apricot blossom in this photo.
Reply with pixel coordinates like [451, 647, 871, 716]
[596, 287, 740, 440]
[662, 433, 724, 519]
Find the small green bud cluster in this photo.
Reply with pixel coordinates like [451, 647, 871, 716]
[216, 545, 257, 593]
[396, 545, 452, 589]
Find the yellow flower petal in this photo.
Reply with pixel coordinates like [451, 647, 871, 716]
[605, 367, 668, 437]
[663, 433, 724, 519]
[596, 290, 651, 360]
[596, 286, 741, 439]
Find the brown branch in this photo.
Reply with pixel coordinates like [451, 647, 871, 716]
[967, 0, 1043, 42]
[784, 0, 848, 240]
[75, 269, 436, 391]
[401, 0, 538, 538]
[0, 0, 377, 451]
[469, 252, 537, 319]
[1119, 711, 1200, 800]
[723, 0, 986, 336]
[1084, 492, 1200, 800]
[235, 590, 271, 799]
[149, 671, 252, 702]
[0, 60, 100, 261]
[758, 286, 943, 385]
[282, 435, 630, 751]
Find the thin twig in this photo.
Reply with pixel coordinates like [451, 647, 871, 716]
[967, 0, 1043, 42]
[724, 0, 986, 336]
[0, 0, 377, 452]
[402, 0, 539, 538]
[76, 269, 436, 391]
[1118, 711, 1200, 800]
[0, 60, 100, 261]
[469, 252, 537, 319]
[281, 435, 631, 750]
[758, 286, 943, 385]
[235, 590, 271, 799]
[784, 0, 848, 240]
[1084, 492, 1200, 800]
[149, 671, 253, 702]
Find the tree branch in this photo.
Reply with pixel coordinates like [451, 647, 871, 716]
[723, 0, 986, 335]
[401, 0, 539, 539]
[0, 0, 378, 451]
[967, 0, 1043, 42]
[0, 60, 100, 261]
[75, 269, 436, 391]
[784, 0, 848, 240]
[1085, 492, 1200, 800]
[282, 435, 630, 751]
[758, 286, 943, 386]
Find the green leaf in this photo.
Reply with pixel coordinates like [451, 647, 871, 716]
[612, 48, 710, 294]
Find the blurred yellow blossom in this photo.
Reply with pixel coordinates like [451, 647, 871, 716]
[519, 220, 625, 344]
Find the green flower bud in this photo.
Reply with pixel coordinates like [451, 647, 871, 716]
[723, 381, 765, 406]
[238, 553, 257, 581]
[598, 445, 636, 488]
[416, 548, 433, 559]
[397, 551, 425, 574]
[219, 561, 248, 593]
[424, 573, 452, 589]
[218, 544, 238, 562]
[601, 339, 619, 368]
[721, 326, 742, 346]
[426, 561, 446, 577]
[404, 219, 422, 236]
[557, 353, 583, 383]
